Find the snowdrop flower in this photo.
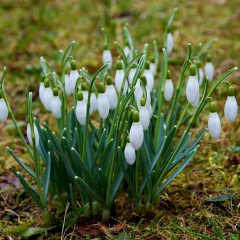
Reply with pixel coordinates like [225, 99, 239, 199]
[102, 43, 112, 70]
[166, 31, 174, 54]
[139, 98, 150, 130]
[76, 91, 87, 125]
[204, 55, 214, 82]
[81, 82, 89, 104]
[97, 83, 109, 120]
[128, 64, 137, 87]
[123, 41, 133, 62]
[164, 70, 174, 101]
[186, 65, 199, 105]
[208, 102, 221, 140]
[224, 86, 238, 122]
[89, 91, 97, 114]
[129, 111, 144, 150]
[144, 61, 154, 92]
[65, 60, 79, 95]
[114, 60, 128, 94]
[39, 74, 45, 104]
[41, 78, 53, 111]
[105, 76, 117, 110]
[51, 88, 62, 119]
[124, 137, 136, 165]
[150, 56, 156, 76]
[196, 60, 204, 86]
[0, 91, 8, 122]
[27, 123, 39, 147]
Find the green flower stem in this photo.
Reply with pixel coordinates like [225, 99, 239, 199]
[152, 66, 237, 197]
[135, 150, 140, 203]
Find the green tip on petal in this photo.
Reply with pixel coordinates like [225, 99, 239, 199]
[97, 82, 105, 93]
[53, 88, 58, 96]
[228, 86, 235, 96]
[44, 78, 50, 88]
[140, 75, 147, 87]
[77, 91, 84, 101]
[132, 111, 140, 122]
[116, 60, 123, 70]
[206, 54, 211, 62]
[145, 61, 150, 70]
[81, 82, 88, 91]
[70, 60, 77, 70]
[166, 69, 171, 79]
[210, 101, 217, 113]
[140, 97, 146, 106]
[106, 76, 112, 85]
[189, 64, 196, 76]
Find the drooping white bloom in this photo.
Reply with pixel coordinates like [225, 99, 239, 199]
[102, 49, 112, 70]
[39, 82, 45, 103]
[139, 103, 150, 130]
[68, 70, 79, 94]
[42, 86, 53, 111]
[0, 98, 8, 122]
[198, 68, 204, 86]
[124, 142, 136, 165]
[97, 93, 109, 120]
[130, 111, 144, 150]
[76, 100, 87, 125]
[191, 91, 200, 108]
[89, 92, 97, 114]
[150, 61, 156, 76]
[164, 79, 174, 101]
[124, 45, 133, 62]
[64, 74, 72, 95]
[114, 61, 128, 94]
[166, 32, 174, 54]
[144, 69, 154, 93]
[27, 123, 39, 147]
[105, 85, 117, 110]
[128, 66, 137, 87]
[186, 65, 199, 105]
[51, 96, 62, 119]
[224, 96, 238, 122]
[204, 55, 214, 81]
[208, 112, 221, 140]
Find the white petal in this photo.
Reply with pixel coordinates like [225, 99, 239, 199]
[105, 85, 117, 110]
[39, 82, 45, 103]
[166, 33, 174, 54]
[51, 96, 62, 119]
[224, 96, 238, 122]
[191, 91, 200, 108]
[27, 123, 39, 147]
[42, 87, 53, 111]
[164, 79, 174, 101]
[150, 62, 156, 76]
[128, 68, 137, 87]
[130, 122, 144, 150]
[114, 69, 127, 94]
[208, 112, 221, 140]
[198, 68, 204, 86]
[76, 100, 87, 125]
[102, 49, 112, 70]
[139, 106, 150, 130]
[0, 99, 8, 122]
[69, 70, 79, 94]
[144, 69, 154, 92]
[124, 46, 133, 62]
[65, 74, 72, 95]
[124, 143, 136, 165]
[204, 62, 214, 81]
[89, 93, 97, 114]
[97, 93, 109, 120]
[186, 76, 199, 104]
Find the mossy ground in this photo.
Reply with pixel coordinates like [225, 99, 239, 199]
[0, 0, 239, 239]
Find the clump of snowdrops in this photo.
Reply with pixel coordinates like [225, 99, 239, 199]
[0, 8, 238, 225]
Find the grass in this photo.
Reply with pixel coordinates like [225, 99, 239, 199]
[0, 0, 239, 239]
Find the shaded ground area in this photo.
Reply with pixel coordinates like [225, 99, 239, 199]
[0, 0, 239, 239]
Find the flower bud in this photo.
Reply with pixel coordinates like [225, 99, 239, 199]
[65, 60, 79, 95]
[102, 43, 112, 70]
[196, 60, 204, 86]
[114, 60, 128, 94]
[204, 55, 214, 81]
[144, 61, 154, 92]
[89, 91, 97, 114]
[224, 86, 238, 122]
[130, 111, 144, 150]
[166, 31, 174, 54]
[124, 137, 136, 165]
[97, 83, 109, 120]
[164, 70, 174, 101]
[27, 123, 39, 147]
[76, 91, 87, 125]
[105, 76, 117, 110]
[139, 98, 150, 130]
[41, 78, 53, 111]
[186, 65, 199, 105]
[208, 102, 221, 140]
[51, 88, 62, 119]
[128, 64, 137, 87]
[0, 91, 8, 122]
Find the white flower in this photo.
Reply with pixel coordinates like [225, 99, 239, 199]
[105, 84, 117, 110]
[144, 69, 154, 92]
[198, 68, 204, 86]
[130, 111, 144, 150]
[124, 142, 136, 165]
[97, 92, 109, 120]
[42, 86, 53, 111]
[208, 112, 221, 140]
[128, 66, 137, 87]
[39, 82, 45, 103]
[164, 79, 174, 101]
[166, 32, 174, 54]
[102, 49, 112, 70]
[89, 92, 97, 114]
[76, 100, 87, 125]
[191, 91, 200, 108]
[27, 123, 39, 147]
[204, 62, 214, 82]
[124, 46, 133, 62]
[139, 104, 150, 130]
[0, 98, 8, 122]
[224, 96, 238, 122]
[68, 70, 79, 94]
[51, 96, 62, 119]
[186, 75, 199, 105]
[114, 69, 128, 94]
[150, 62, 156, 76]
[64, 74, 72, 95]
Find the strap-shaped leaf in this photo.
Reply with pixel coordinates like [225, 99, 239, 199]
[62, 41, 75, 67]
[153, 148, 197, 200]
[98, 168, 108, 196]
[75, 176, 107, 208]
[123, 26, 135, 51]
[94, 128, 107, 163]
[114, 41, 127, 67]
[43, 152, 51, 206]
